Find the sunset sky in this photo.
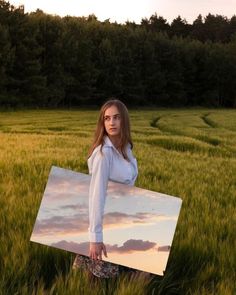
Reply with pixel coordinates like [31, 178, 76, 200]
[9, 0, 236, 24]
[30, 166, 182, 275]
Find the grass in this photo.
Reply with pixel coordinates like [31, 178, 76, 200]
[0, 108, 236, 294]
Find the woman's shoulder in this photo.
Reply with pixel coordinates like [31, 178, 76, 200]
[91, 137, 113, 156]
[87, 142, 112, 174]
[88, 138, 113, 162]
[92, 144, 111, 158]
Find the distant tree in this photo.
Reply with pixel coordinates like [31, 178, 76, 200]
[32, 14, 66, 107]
[191, 14, 206, 42]
[203, 13, 230, 42]
[140, 17, 149, 29]
[141, 13, 170, 34]
[170, 16, 190, 38]
[0, 0, 15, 24]
[229, 15, 236, 41]
[87, 14, 98, 22]
[0, 23, 12, 105]
[150, 13, 170, 33]
[125, 20, 138, 30]
[61, 18, 97, 106]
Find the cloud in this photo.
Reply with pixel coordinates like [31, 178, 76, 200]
[107, 180, 178, 201]
[60, 203, 88, 213]
[33, 213, 88, 235]
[51, 238, 157, 255]
[104, 211, 158, 224]
[51, 240, 89, 256]
[106, 239, 157, 253]
[107, 181, 160, 199]
[103, 211, 176, 229]
[157, 245, 171, 252]
[32, 208, 175, 237]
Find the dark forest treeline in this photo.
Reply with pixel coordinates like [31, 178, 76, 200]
[0, 0, 236, 108]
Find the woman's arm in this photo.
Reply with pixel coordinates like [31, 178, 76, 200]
[88, 148, 110, 243]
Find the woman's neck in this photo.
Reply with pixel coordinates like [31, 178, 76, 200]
[108, 135, 121, 150]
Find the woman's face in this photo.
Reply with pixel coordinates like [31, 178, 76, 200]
[104, 105, 121, 139]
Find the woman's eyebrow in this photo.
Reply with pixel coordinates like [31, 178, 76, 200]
[104, 113, 120, 117]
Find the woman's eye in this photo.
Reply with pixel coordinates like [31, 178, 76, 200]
[104, 115, 120, 121]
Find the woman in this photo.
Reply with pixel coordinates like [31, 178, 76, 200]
[73, 98, 138, 279]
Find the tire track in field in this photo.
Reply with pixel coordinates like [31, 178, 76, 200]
[149, 114, 221, 148]
[201, 112, 236, 134]
[150, 116, 161, 128]
[200, 113, 218, 128]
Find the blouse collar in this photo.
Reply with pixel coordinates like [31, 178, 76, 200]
[103, 135, 131, 155]
[104, 135, 120, 155]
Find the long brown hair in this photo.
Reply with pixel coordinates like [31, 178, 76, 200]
[88, 98, 133, 161]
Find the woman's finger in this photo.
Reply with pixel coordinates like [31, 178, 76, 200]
[93, 252, 97, 260]
[90, 251, 96, 260]
[98, 252, 102, 260]
[96, 247, 101, 260]
[103, 244, 108, 257]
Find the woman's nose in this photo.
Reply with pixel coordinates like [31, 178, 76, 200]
[110, 117, 115, 124]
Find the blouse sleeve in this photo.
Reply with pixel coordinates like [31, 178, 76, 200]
[127, 146, 138, 185]
[88, 148, 110, 243]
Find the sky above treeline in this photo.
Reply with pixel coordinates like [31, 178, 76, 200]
[9, 0, 236, 24]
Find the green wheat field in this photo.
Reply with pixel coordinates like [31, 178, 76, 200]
[0, 108, 235, 295]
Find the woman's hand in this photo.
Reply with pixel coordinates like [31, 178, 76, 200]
[89, 242, 108, 260]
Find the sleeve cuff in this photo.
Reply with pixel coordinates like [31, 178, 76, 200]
[89, 231, 103, 243]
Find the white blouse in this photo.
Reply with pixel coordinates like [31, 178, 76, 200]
[87, 135, 138, 242]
